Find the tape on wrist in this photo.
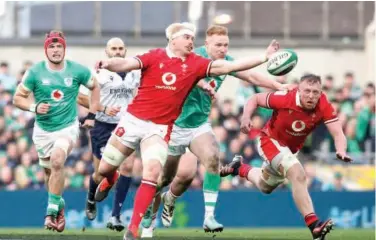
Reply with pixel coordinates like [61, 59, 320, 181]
[29, 103, 36, 113]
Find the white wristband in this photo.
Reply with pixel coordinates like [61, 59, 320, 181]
[29, 103, 36, 113]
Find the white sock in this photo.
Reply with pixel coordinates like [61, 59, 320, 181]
[203, 190, 218, 218]
[165, 190, 178, 205]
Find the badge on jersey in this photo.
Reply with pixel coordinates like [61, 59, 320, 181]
[64, 77, 73, 87]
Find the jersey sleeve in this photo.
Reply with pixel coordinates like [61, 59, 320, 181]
[134, 50, 154, 70]
[321, 94, 339, 124]
[265, 90, 290, 110]
[21, 69, 36, 92]
[195, 55, 213, 80]
[79, 66, 93, 88]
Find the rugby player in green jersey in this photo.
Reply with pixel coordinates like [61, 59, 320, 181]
[13, 30, 100, 232]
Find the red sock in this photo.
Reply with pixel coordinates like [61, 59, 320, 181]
[239, 164, 252, 178]
[304, 213, 318, 227]
[128, 179, 157, 236]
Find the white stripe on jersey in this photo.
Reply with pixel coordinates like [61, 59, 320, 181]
[80, 69, 140, 124]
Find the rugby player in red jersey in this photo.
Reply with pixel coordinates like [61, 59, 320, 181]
[94, 22, 280, 239]
[221, 74, 352, 240]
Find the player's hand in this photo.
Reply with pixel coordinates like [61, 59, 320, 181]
[36, 103, 50, 115]
[240, 116, 252, 134]
[202, 84, 217, 100]
[105, 106, 121, 116]
[82, 119, 95, 129]
[95, 60, 109, 73]
[265, 39, 280, 60]
[336, 152, 352, 163]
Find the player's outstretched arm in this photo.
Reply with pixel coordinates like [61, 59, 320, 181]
[209, 40, 280, 76]
[234, 70, 294, 91]
[326, 121, 352, 162]
[240, 92, 269, 133]
[95, 57, 141, 73]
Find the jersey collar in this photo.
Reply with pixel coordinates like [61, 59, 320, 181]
[295, 90, 302, 107]
[44, 60, 67, 73]
[165, 45, 187, 61]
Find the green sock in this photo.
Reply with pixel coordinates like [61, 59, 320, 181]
[203, 171, 220, 218]
[47, 192, 61, 217]
[58, 198, 65, 211]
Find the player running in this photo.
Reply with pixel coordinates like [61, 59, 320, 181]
[93, 22, 280, 239]
[79, 38, 140, 232]
[141, 25, 292, 236]
[12, 30, 100, 232]
[220, 74, 352, 240]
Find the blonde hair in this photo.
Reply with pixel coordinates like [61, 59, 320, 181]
[206, 25, 228, 37]
[165, 22, 196, 40]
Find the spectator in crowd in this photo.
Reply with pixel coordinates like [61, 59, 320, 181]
[0, 62, 17, 93]
[322, 172, 347, 191]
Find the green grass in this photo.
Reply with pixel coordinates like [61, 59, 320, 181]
[0, 228, 374, 240]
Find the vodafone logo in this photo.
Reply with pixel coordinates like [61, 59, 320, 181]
[162, 72, 177, 86]
[291, 120, 306, 132]
[51, 89, 64, 101]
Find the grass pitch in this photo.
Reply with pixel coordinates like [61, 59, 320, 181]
[0, 228, 374, 240]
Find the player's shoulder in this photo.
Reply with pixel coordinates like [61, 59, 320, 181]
[318, 92, 332, 109]
[66, 60, 90, 73]
[145, 48, 166, 56]
[194, 46, 208, 58]
[28, 61, 46, 73]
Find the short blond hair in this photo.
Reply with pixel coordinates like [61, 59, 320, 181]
[165, 22, 196, 40]
[206, 25, 228, 37]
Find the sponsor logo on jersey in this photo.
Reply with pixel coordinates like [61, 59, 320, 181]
[291, 120, 306, 132]
[64, 77, 73, 87]
[51, 89, 64, 101]
[42, 79, 51, 85]
[157, 72, 177, 90]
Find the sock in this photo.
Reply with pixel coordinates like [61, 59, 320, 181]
[58, 198, 65, 211]
[111, 175, 132, 217]
[87, 175, 99, 202]
[203, 171, 221, 218]
[165, 188, 179, 205]
[239, 164, 252, 179]
[47, 192, 61, 217]
[129, 179, 157, 236]
[305, 213, 319, 231]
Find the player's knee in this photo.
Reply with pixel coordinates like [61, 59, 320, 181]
[92, 171, 104, 183]
[176, 167, 196, 183]
[143, 160, 162, 181]
[119, 160, 133, 176]
[202, 151, 220, 173]
[50, 152, 65, 171]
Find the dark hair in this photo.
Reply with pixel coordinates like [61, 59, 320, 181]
[345, 72, 353, 78]
[325, 75, 333, 81]
[300, 74, 321, 84]
[0, 62, 8, 68]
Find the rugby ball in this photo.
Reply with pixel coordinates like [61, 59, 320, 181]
[267, 49, 298, 76]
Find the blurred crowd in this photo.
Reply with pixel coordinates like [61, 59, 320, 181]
[0, 60, 374, 192]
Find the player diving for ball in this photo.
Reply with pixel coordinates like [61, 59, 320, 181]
[78, 37, 141, 232]
[220, 74, 352, 240]
[13, 30, 101, 232]
[140, 25, 294, 237]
